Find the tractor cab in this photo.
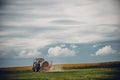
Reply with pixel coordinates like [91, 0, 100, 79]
[32, 58, 52, 72]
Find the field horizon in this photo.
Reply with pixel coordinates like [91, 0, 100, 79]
[0, 61, 120, 72]
[0, 61, 120, 80]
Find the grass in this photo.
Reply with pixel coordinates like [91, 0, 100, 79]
[0, 68, 120, 80]
[0, 61, 120, 80]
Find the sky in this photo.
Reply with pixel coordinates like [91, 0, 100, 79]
[0, 0, 120, 67]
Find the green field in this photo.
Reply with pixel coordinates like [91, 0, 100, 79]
[0, 68, 120, 80]
[0, 61, 120, 80]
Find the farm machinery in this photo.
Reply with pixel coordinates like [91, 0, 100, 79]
[32, 58, 52, 72]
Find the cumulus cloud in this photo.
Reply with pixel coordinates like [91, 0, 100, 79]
[0, 38, 52, 59]
[93, 45, 97, 48]
[60, 44, 66, 47]
[0, 0, 120, 59]
[0, 46, 42, 59]
[91, 45, 117, 56]
[17, 49, 40, 58]
[48, 46, 76, 57]
[70, 44, 77, 48]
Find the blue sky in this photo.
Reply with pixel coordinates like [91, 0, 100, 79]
[0, 0, 120, 67]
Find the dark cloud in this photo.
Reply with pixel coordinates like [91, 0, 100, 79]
[0, 0, 64, 22]
[0, 13, 68, 20]
[95, 24, 120, 40]
[0, 25, 63, 31]
[0, 0, 8, 9]
[0, 25, 64, 39]
[51, 20, 84, 25]
[7, 0, 59, 7]
[0, 33, 29, 38]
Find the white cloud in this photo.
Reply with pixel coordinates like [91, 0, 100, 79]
[60, 44, 66, 47]
[0, 38, 52, 59]
[48, 46, 76, 57]
[70, 44, 77, 48]
[1, 38, 52, 49]
[93, 45, 97, 48]
[17, 49, 40, 58]
[91, 45, 117, 56]
[0, 0, 120, 59]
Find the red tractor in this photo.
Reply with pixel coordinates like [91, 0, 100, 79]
[32, 58, 52, 72]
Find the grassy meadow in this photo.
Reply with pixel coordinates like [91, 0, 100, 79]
[0, 61, 120, 80]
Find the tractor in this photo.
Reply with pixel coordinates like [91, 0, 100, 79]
[32, 58, 52, 72]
